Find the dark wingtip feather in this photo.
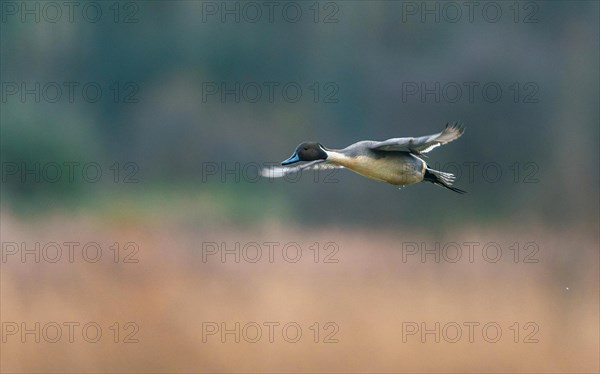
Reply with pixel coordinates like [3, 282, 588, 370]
[446, 121, 465, 134]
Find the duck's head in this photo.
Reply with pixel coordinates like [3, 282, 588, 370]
[281, 142, 328, 165]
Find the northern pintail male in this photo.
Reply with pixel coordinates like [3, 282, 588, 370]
[262, 122, 466, 193]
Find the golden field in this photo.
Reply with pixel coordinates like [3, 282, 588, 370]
[1, 212, 598, 373]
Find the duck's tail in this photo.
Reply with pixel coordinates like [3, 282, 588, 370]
[424, 168, 466, 194]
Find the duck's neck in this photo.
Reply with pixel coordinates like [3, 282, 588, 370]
[324, 149, 350, 165]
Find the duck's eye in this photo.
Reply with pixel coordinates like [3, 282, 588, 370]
[303, 147, 308, 151]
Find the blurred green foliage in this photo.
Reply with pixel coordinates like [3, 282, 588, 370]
[1, 1, 598, 228]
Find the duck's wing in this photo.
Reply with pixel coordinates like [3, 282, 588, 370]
[370, 122, 465, 154]
[260, 160, 344, 178]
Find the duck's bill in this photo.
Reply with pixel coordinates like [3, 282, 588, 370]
[281, 153, 300, 165]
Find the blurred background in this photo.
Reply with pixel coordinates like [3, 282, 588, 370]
[1, 1, 598, 372]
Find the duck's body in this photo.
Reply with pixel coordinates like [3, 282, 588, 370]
[326, 144, 426, 185]
[262, 122, 466, 193]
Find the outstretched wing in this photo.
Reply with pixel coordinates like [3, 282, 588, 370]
[370, 122, 465, 154]
[260, 160, 344, 178]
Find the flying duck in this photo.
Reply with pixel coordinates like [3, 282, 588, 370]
[262, 122, 466, 193]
